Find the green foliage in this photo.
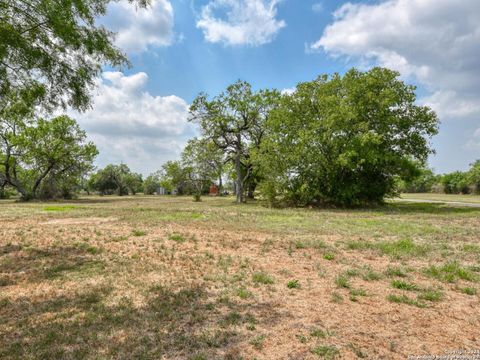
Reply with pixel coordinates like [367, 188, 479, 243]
[258, 68, 438, 206]
[0, 110, 97, 200]
[440, 171, 470, 194]
[158, 160, 190, 195]
[88, 164, 142, 196]
[467, 160, 480, 194]
[189, 80, 281, 203]
[397, 164, 439, 193]
[143, 172, 161, 195]
[0, 0, 147, 111]
[182, 138, 225, 195]
[181, 138, 224, 201]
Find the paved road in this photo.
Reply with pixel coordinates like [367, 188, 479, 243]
[393, 198, 480, 208]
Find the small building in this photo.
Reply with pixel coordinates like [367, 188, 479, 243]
[156, 186, 167, 195]
[209, 184, 218, 196]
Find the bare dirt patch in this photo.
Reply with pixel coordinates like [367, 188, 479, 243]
[42, 216, 118, 225]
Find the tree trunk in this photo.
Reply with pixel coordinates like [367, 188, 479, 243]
[218, 175, 223, 195]
[247, 183, 255, 199]
[235, 137, 243, 203]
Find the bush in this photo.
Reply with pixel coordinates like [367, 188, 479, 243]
[440, 171, 470, 194]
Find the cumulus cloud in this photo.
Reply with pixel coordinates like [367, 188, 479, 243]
[72, 72, 194, 175]
[312, 0, 480, 117]
[196, 0, 286, 46]
[311, 0, 480, 170]
[104, 0, 174, 53]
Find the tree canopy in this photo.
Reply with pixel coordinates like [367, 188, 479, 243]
[88, 164, 142, 196]
[0, 112, 97, 200]
[257, 68, 439, 206]
[0, 0, 147, 111]
[189, 80, 280, 203]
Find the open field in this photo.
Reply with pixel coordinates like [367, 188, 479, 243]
[400, 193, 480, 205]
[1, 196, 479, 359]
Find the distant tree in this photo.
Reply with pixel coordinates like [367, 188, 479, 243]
[159, 160, 189, 195]
[258, 68, 439, 206]
[182, 138, 225, 192]
[0, 0, 148, 112]
[441, 171, 470, 194]
[189, 80, 280, 203]
[181, 138, 221, 201]
[0, 111, 97, 200]
[89, 164, 142, 196]
[397, 164, 438, 193]
[143, 171, 162, 195]
[467, 160, 480, 194]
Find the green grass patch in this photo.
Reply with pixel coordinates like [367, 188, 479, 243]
[385, 266, 410, 278]
[169, 233, 186, 243]
[424, 261, 479, 283]
[461, 287, 476, 295]
[252, 271, 274, 285]
[131, 229, 147, 237]
[386, 294, 426, 308]
[362, 269, 382, 281]
[311, 345, 339, 359]
[335, 275, 350, 289]
[310, 328, 332, 338]
[391, 280, 420, 291]
[287, 279, 300, 289]
[236, 287, 253, 299]
[418, 288, 443, 302]
[376, 238, 429, 259]
[323, 253, 335, 261]
[346, 238, 429, 259]
[43, 205, 77, 212]
[249, 335, 266, 349]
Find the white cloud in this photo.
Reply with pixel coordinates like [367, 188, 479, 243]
[105, 0, 174, 53]
[72, 72, 194, 175]
[312, 0, 480, 170]
[196, 0, 286, 46]
[312, 0, 480, 116]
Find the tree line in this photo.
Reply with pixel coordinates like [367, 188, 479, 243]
[398, 161, 480, 195]
[0, 1, 452, 205]
[85, 68, 441, 206]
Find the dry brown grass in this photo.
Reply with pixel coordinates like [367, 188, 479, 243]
[0, 195, 479, 359]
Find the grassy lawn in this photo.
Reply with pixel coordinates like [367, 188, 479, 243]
[0, 196, 479, 359]
[400, 193, 480, 204]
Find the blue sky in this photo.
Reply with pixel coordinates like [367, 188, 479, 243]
[74, 0, 480, 175]
[121, 0, 350, 100]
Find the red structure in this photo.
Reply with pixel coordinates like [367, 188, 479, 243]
[209, 184, 218, 196]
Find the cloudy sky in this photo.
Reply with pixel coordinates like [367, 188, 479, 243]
[74, 0, 480, 175]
